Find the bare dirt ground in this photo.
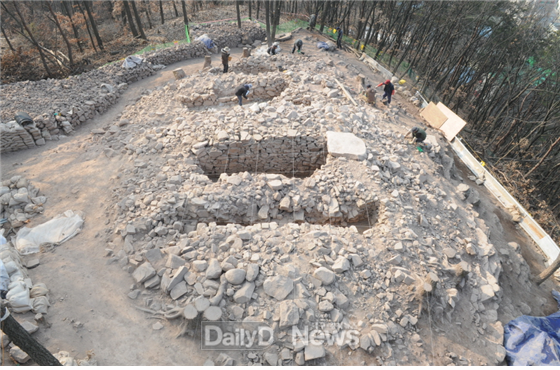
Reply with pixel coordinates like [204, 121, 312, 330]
[1, 29, 558, 366]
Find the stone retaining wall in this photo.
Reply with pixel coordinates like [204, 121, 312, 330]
[195, 135, 326, 178]
[0, 23, 266, 154]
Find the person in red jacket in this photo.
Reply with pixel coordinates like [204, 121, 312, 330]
[377, 79, 395, 105]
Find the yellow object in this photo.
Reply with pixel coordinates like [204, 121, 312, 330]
[481, 161, 486, 167]
[228, 56, 232, 61]
[332, 29, 336, 33]
[399, 79, 406, 85]
[361, 44, 365, 51]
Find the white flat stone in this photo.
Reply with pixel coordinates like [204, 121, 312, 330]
[326, 131, 366, 160]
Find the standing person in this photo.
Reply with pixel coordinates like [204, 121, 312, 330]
[308, 14, 317, 30]
[377, 79, 395, 105]
[235, 84, 252, 106]
[267, 42, 279, 55]
[221, 47, 230, 74]
[335, 26, 343, 48]
[405, 127, 427, 144]
[292, 39, 303, 54]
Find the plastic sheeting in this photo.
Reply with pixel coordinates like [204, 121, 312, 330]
[196, 34, 215, 49]
[317, 41, 336, 52]
[504, 290, 560, 365]
[253, 45, 282, 56]
[15, 210, 84, 255]
[122, 55, 144, 69]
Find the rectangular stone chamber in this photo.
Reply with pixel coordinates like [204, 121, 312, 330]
[197, 136, 326, 179]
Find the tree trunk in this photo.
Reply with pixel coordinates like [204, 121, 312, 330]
[130, 1, 147, 39]
[236, 0, 242, 28]
[525, 136, 560, 178]
[270, 0, 281, 42]
[82, 1, 103, 50]
[61, 1, 83, 52]
[256, 0, 260, 20]
[536, 253, 560, 285]
[319, 0, 331, 33]
[122, 1, 139, 38]
[144, 7, 152, 29]
[0, 305, 62, 365]
[1, 25, 15, 53]
[181, 0, 188, 26]
[172, 0, 179, 17]
[76, 2, 97, 51]
[248, 0, 252, 20]
[12, 1, 53, 77]
[265, 0, 271, 46]
[46, 1, 74, 65]
[159, 0, 164, 24]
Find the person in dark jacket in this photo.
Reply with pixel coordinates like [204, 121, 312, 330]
[336, 26, 343, 48]
[292, 39, 303, 54]
[235, 84, 252, 106]
[221, 47, 230, 73]
[377, 79, 395, 105]
[308, 14, 317, 30]
[267, 42, 279, 55]
[405, 127, 427, 144]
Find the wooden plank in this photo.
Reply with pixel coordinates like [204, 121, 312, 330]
[420, 102, 448, 129]
[436, 102, 468, 141]
[334, 78, 358, 106]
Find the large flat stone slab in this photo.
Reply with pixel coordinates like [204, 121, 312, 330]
[326, 131, 366, 160]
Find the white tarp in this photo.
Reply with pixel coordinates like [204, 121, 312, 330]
[122, 55, 144, 69]
[254, 45, 283, 56]
[15, 210, 84, 255]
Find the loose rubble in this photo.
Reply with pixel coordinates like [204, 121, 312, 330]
[0, 176, 46, 231]
[1, 25, 544, 366]
[89, 45, 521, 366]
[0, 22, 266, 153]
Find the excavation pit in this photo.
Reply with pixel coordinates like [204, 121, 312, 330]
[195, 135, 327, 180]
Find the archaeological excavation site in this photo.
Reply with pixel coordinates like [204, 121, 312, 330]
[1, 12, 559, 367]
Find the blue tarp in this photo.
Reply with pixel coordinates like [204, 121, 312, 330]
[196, 34, 215, 49]
[504, 290, 560, 365]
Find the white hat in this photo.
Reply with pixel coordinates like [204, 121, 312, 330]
[247, 84, 253, 89]
[222, 47, 230, 53]
[273, 42, 279, 46]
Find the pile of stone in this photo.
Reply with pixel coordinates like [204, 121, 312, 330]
[177, 71, 288, 107]
[137, 22, 265, 67]
[52, 351, 98, 366]
[82, 45, 514, 365]
[0, 23, 266, 154]
[0, 176, 46, 230]
[230, 53, 303, 75]
[0, 121, 40, 152]
[103, 62, 158, 84]
[141, 41, 212, 66]
[190, 21, 266, 49]
[0, 230, 52, 364]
